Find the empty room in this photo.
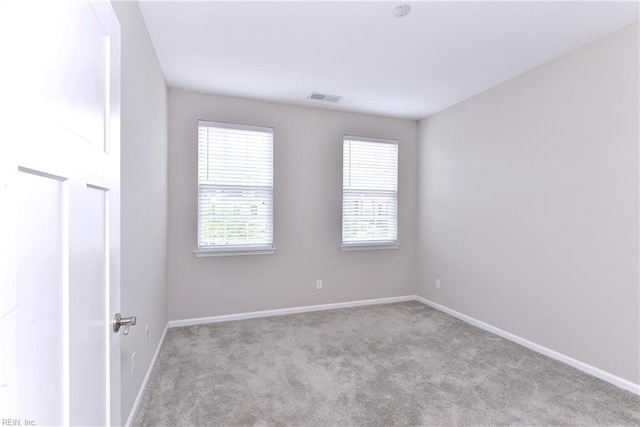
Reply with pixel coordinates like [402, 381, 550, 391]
[1, 0, 639, 426]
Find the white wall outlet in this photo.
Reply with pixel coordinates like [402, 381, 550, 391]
[145, 324, 150, 342]
[435, 278, 441, 289]
[316, 279, 323, 290]
[131, 352, 136, 376]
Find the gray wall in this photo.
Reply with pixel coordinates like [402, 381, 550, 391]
[168, 90, 418, 320]
[417, 23, 639, 384]
[111, 2, 168, 424]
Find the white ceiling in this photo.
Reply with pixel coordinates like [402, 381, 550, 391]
[138, 1, 639, 120]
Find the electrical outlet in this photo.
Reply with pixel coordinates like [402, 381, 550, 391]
[316, 279, 322, 290]
[435, 278, 441, 289]
[131, 352, 136, 376]
[145, 324, 149, 342]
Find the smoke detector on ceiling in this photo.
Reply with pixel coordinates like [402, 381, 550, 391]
[392, 3, 411, 18]
[308, 92, 343, 103]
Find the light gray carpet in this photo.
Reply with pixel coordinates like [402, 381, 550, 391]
[133, 301, 640, 426]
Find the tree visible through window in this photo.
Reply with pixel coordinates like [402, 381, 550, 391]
[197, 121, 274, 252]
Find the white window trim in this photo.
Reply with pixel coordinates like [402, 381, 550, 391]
[196, 120, 275, 257]
[199, 120, 271, 133]
[341, 135, 400, 249]
[340, 242, 401, 251]
[344, 134, 398, 145]
[195, 246, 277, 257]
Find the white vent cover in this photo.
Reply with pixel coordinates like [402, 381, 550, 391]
[308, 92, 342, 103]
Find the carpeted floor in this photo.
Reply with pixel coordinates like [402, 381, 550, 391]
[133, 301, 640, 426]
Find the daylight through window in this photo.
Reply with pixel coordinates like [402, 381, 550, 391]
[197, 120, 273, 252]
[342, 135, 398, 247]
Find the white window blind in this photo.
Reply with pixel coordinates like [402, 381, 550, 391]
[197, 120, 273, 252]
[342, 136, 398, 247]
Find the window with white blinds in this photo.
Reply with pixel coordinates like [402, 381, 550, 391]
[342, 136, 398, 247]
[197, 120, 274, 253]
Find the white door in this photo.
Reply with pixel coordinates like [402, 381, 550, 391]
[0, 1, 123, 425]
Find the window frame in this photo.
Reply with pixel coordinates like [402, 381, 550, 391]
[194, 120, 276, 257]
[341, 135, 400, 251]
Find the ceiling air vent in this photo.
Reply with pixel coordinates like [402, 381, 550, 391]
[309, 92, 342, 103]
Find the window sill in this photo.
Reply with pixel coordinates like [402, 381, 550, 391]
[195, 247, 277, 257]
[340, 243, 400, 252]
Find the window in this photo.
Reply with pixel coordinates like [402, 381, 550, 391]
[196, 120, 274, 256]
[342, 135, 398, 249]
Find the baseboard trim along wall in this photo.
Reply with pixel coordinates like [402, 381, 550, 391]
[414, 295, 640, 396]
[125, 324, 170, 427]
[167, 295, 416, 328]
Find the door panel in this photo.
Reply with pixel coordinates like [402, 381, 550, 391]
[16, 169, 67, 426]
[70, 184, 108, 426]
[45, 2, 109, 152]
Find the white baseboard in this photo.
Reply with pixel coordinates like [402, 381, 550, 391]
[414, 295, 640, 396]
[124, 322, 169, 427]
[167, 295, 415, 328]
